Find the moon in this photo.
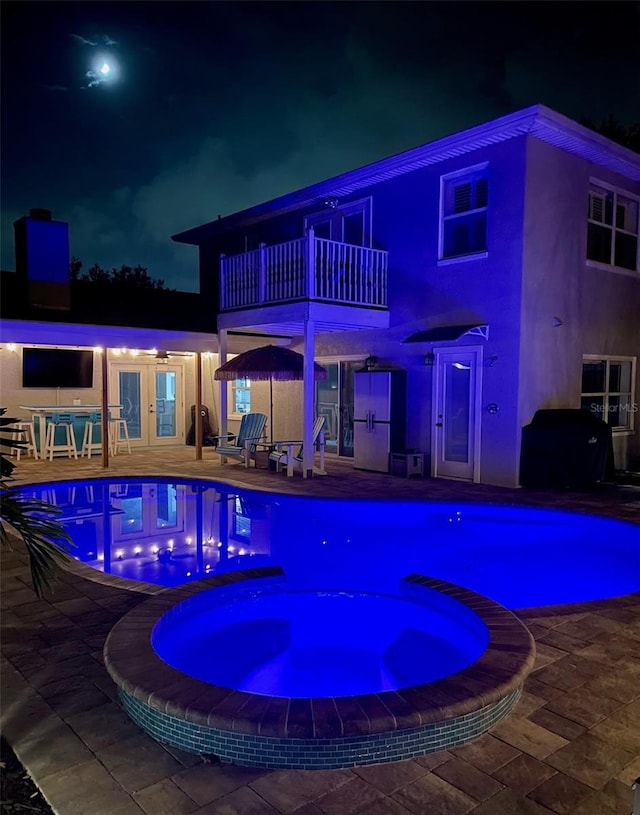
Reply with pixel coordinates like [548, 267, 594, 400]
[85, 54, 119, 87]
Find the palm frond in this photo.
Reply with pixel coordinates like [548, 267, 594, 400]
[1, 408, 75, 596]
[1, 485, 74, 596]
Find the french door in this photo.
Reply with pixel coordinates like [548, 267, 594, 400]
[305, 198, 372, 246]
[110, 363, 185, 447]
[432, 347, 482, 481]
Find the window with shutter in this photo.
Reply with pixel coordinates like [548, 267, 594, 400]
[440, 167, 488, 260]
[588, 190, 608, 224]
[587, 182, 638, 272]
[453, 183, 473, 213]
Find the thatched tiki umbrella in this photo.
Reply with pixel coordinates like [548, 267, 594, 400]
[214, 344, 327, 442]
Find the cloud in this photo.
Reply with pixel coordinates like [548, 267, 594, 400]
[77, 32, 509, 290]
[71, 33, 97, 46]
[71, 33, 118, 48]
[47, 193, 198, 291]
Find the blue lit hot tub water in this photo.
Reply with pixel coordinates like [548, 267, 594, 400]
[151, 584, 490, 697]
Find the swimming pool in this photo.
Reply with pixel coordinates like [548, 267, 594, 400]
[34, 475, 629, 768]
[17, 477, 640, 608]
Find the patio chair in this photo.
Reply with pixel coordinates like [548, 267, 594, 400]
[216, 412, 267, 467]
[269, 415, 326, 476]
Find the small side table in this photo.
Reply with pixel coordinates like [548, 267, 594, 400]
[252, 444, 275, 470]
[390, 451, 424, 478]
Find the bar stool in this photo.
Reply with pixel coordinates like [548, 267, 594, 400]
[11, 421, 40, 460]
[109, 414, 131, 455]
[44, 413, 78, 460]
[81, 412, 103, 458]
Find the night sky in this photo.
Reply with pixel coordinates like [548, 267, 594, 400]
[2, 1, 639, 292]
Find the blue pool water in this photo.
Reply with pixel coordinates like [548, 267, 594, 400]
[152, 584, 490, 697]
[15, 477, 640, 608]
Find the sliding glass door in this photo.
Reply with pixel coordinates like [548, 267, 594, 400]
[316, 360, 361, 458]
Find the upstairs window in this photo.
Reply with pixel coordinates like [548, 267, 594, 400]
[231, 377, 251, 416]
[441, 167, 488, 259]
[581, 356, 636, 431]
[587, 183, 638, 272]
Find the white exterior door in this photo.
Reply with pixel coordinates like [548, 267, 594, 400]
[432, 347, 482, 481]
[110, 362, 185, 447]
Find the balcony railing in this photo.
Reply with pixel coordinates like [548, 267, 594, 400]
[220, 229, 388, 311]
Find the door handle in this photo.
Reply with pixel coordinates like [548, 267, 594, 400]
[435, 422, 443, 427]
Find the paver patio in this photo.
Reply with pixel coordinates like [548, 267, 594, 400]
[2, 448, 639, 814]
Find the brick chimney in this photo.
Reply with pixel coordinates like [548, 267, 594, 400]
[14, 209, 71, 310]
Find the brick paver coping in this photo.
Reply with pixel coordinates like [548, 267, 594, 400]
[103, 567, 535, 768]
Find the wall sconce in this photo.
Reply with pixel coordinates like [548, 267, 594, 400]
[488, 354, 498, 367]
[424, 352, 435, 366]
[365, 355, 377, 371]
[324, 198, 339, 209]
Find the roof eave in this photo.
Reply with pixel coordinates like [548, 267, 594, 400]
[172, 104, 640, 246]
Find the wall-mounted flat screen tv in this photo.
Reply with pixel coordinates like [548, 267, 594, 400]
[22, 348, 94, 388]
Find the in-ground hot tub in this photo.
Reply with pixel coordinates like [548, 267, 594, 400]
[105, 567, 535, 769]
[152, 577, 490, 698]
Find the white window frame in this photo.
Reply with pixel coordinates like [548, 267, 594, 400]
[438, 162, 489, 263]
[230, 377, 251, 418]
[581, 355, 637, 434]
[232, 496, 251, 542]
[586, 179, 639, 276]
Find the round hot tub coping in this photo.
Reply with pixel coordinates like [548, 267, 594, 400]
[104, 566, 536, 742]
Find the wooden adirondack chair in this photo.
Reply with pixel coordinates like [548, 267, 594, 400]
[268, 415, 327, 476]
[217, 413, 267, 467]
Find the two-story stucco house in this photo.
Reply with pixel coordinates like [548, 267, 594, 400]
[173, 104, 640, 487]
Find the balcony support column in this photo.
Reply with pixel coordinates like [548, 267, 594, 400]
[219, 254, 226, 309]
[302, 316, 315, 478]
[305, 227, 315, 299]
[258, 243, 267, 303]
[219, 328, 228, 443]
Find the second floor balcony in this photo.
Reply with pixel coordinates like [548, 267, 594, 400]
[220, 229, 388, 314]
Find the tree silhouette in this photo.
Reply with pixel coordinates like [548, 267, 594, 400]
[70, 258, 173, 291]
[580, 115, 640, 153]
